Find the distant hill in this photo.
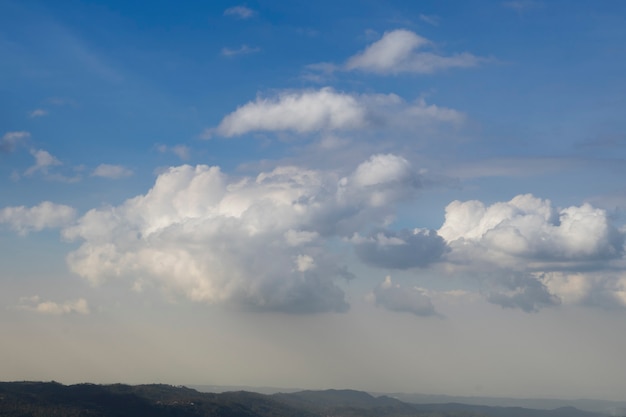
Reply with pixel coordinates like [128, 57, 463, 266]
[386, 392, 626, 415]
[0, 382, 616, 417]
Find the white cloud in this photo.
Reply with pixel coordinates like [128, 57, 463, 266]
[345, 29, 485, 75]
[62, 155, 420, 313]
[419, 14, 440, 26]
[17, 295, 90, 315]
[208, 88, 463, 137]
[0, 201, 76, 235]
[439, 194, 623, 264]
[224, 6, 255, 19]
[369, 276, 438, 316]
[1, 131, 29, 153]
[211, 88, 367, 137]
[29, 109, 48, 118]
[436, 194, 626, 311]
[221, 45, 261, 56]
[92, 164, 133, 179]
[25, 149, 62, 176]
[348, 154, 422, 207]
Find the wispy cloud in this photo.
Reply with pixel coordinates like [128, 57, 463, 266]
[29, 109, 48, 118]
[224, 5, 255, 19]
[156, 144, 190, 160]
[503, 1, 543, 13]
[419, 14, 440, 26]
[91, 164, 133, 179]
[25, 149, 62, 176]
[17, 295, 90, 315]
[0, 131, 30, 153]
[221, 44, 261, 56]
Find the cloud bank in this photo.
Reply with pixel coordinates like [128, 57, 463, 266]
[62, 154, 423, 313]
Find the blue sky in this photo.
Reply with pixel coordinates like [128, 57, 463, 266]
[2, 0, 626, 400]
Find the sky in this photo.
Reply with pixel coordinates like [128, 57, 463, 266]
[2, 0, 626, 401]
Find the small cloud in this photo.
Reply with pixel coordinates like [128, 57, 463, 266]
[22, 149, 79, 182]
[210, 87, 464, 138]
[345, 29, 486, 75]
[224, 5, 255, 19]
[221, 44, 261, 56]
[29, 109, 48, 118]
[157, 144, 190, 160]
[1, 131, 30, 153]
[363, 29, 380, 41]
[295, 28, 319, 37]
[0, 201, 77, 235]
[419, 14, 440, 26]
[17, 295, 90, 315]
[92, 164, 133, 179]
[503, 1, 542, 13]
[46, 97, 77, 106]
[369, 276, 439, 317]
[25, 149, 62, 176]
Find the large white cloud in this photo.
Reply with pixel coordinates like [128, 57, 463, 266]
[345, 29, 485, 75]
[63, 155, 422, 313]
[437, 194, 626, 311]
[208, 88, 463, 137]
[439, 194, 623, 265]
[0, 201, 77, 235]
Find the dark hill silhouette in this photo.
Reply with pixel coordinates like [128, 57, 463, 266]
[0, 382, 613, 417]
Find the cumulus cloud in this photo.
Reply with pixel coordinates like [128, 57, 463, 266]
[221, 45, 261, 56]
[0, 201, 76, 235]
[210, 88, 367, 137]
[224, 5, 255, 19]
[345, 29, 485, 75]
[17, 295, 90, 315]
[542, 271, 626, 310]
[92, 164, 133, 179]
[352, 228, 447, 269]
[369, 276, 438, 316]
[62, 155, 420, 313]
[439, 194, 623, 265]
[208, 87, 463, 137]
[0, 131, 29, 153]
[437, 194, 626, 311]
